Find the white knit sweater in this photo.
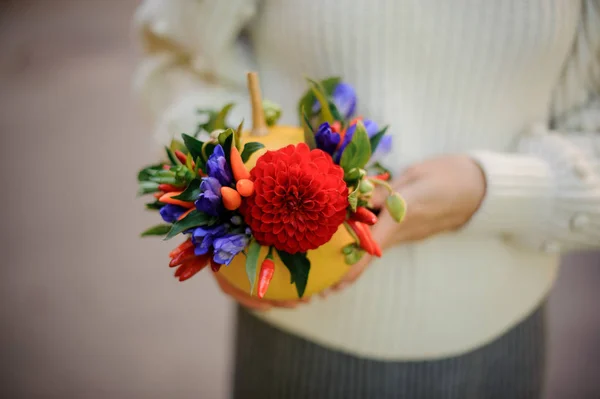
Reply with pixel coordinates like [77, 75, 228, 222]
[134, 0, 600, 360]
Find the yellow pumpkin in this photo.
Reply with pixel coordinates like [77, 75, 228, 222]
[217, 126, 354, 300]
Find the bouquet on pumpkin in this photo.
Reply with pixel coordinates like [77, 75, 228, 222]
[138, 73, 406, 300]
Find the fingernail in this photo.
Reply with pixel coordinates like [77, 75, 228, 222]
[336, 282, 349, 291]
[320, 288, 331, 298]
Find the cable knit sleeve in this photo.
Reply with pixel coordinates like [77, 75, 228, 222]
[465, 0, 600, 253]
[133, 0, 258, 146]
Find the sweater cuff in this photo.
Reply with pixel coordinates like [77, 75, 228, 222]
[463, 151, 555, 235]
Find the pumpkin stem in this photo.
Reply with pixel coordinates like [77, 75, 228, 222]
[247, 72, 269, 137]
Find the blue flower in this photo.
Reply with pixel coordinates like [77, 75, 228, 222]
[332, 83, 357, 119]
[374, 135, 393, 157]
[195, 177, 222, 216]
[213, 233, 249, 265]
[191, 223, 229, 256]
[313, 82, 357, 120]
[334, 119, 379, 163]
[314, 122, 340, 155]
[159, 204, 187, 223]
[206, 145, 233, 187]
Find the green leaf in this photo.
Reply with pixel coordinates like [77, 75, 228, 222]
[137, 181, 159, 195]
[234, 120, 244, 151]
[138, 164, 164, 182]
[245, 239, 262, 295]
[307, 78, 334, 124]
[185, 152, 194, 171]
[276, 250, 311, 298]
[369, 126, 389, 153]
[241, 142, 265, 163]
[165, 146, 179, 165]
[182, 134, 205, 161]
[201, 143, 216, 163]
[301, 108, 317, 150]
[212, 103, 235, 131]
[348, 185, 359, 212]
[165, 210, 217, 240]
[296, 77, 341, 123]
[141, 224, 171, 237]
[340, 121, 371, 173]
[173, 178, 201, 201]
[328, 100, 343, 122]
[145, 201, 163, 210]
[219, 129, 235, 163]
[195, 155, 206, 175]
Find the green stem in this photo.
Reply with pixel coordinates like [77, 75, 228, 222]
[368, 178, 394, 194]
[343, 221, 360, 243]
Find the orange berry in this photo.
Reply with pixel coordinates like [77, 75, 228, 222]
[221, 186, 242, 210]
[236, 179, 255, 197]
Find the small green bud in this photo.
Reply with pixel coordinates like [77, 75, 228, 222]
[346, 168, 365, 181]
[263, 100, 282, 126]
[210, 129, 226, 141]
[359, 179, 374, 194]
[344, 248, 365, 265]
[385, 193, 407, 222]
[342, 244, 356, 255]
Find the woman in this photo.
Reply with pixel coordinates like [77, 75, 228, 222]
[134, 1, 600, 398]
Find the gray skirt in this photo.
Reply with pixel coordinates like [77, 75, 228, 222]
[233, 304, 546, 399]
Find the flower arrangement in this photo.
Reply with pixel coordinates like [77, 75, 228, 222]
[138, 74, 406, 299]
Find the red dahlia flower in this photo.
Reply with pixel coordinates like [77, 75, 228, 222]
[243, 143, 349, 253]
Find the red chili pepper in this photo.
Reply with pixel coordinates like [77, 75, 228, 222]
[372, 172, 390, 181]
[175, 254, 210, 281]
[169, 246, 195, 267]
[158, 184, 180, 192]
[372, 240, 382, 257]
[210, 258, 222, 273]
[169, 239, 194, 259]
[174, 150, 188, 165]
[257, 257, 275, 298]
[331, 121, 341, 133]
[347, 220, 377, 256]
[350, 207, 378, 225]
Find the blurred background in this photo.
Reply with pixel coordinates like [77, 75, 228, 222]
[0, 1, 598, 398]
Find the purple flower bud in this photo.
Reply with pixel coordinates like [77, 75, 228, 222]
[206, 145, 233, 187]
[212, 233, 249, 265]
[159, 204, 187, 223]
[195, 177, 223, 216]
[314, 122, 341, 155]
[191, 223, 229, 256]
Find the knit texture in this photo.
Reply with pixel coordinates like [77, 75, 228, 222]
[134, 0, 600, 359]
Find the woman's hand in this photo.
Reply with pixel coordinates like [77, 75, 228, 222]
[332, 154, 486, 290]
[213, 271, 310, 311]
